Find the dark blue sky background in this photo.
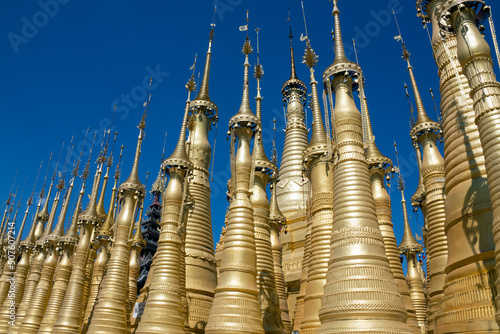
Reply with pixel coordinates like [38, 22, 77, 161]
[1, 1, 498, 259]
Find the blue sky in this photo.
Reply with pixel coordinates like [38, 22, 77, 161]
[1, 1, 498, 257]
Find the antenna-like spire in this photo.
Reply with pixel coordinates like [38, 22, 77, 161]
[98, 145, 123, 239]
[194, 7, 216, 105]
[79, 131, 102, 223]
[332, 0, 347, 62]
[393, 10, 438, 130]
[122, 79, 151, 191]
[163, 73, 194, 170]
[230, 13, 258, 128]
[303, 39, 328, 152]
[394, 142, 423, 252]
[288, 8, 298, 80]
[252, 27, 273, 172]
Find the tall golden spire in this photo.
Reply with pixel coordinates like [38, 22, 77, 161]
[53, 131, 106, 334]
[191, 6, 218, 118]
[252, 27, 273, 172]
[82, 147, 122, 334]
[230, 38, 259, 127]
[288, 9, 298, 81]
[184, 22, 220, 326]
[303, 39, 328, 157]
[14, 161, 42, 251]
[38, 140, 90, 334]
[20, 146, 78, 334]
[416, 2, 497, 332]
[400, 45, 440, 134]
[96, 131, 117, 219]
[352, 37, 420, 333]
[35, 154, 55, 240]
[318, 2, 412, 333]
[300, 35, 335, 334]
[136, 72, 194, 334]
[206, 15, 263, 333]
[250, 28, 285, 334]
[394, 15, 446, 332]
[86, 89, 148, 334]
[394, 143, 426, 331]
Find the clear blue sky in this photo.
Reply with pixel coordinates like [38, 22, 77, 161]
[1, 1, 498, 255]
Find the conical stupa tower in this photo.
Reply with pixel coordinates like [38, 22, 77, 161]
[250, 40, 286, 334]
[0, 193, 41, 333]
[300, 38, 334, 334]
[416, 1, 497, 332]
[276, 17, 310, 317]
[317, 2, 411, 333]
[82, 154, 120, 334]
[443, 2, 500, 329]
[184, 26, 219, 334]
[399, 39, 447, 333]
[358, 73, 420, 333]
[0, 163, 44, 333]
[135, 74, 194, 334]
[394, 146, 427, 333]
[20, 168, 76, 334]
[0, 161, 40, 309]
[86, 107, 148, 334]
[52, 141, 105, 334]
[205, 34, 264, 334]
[39, 157, 90, 334]
[10, 174, 63, 334]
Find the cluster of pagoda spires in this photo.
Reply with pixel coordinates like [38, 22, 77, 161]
[2, 0, 500, 334]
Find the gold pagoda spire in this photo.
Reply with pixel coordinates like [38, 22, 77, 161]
[395, 144, 423, 253]
[35, 158, 55, 239]
[353, 38, 420, 333]
[303, 39, 328, 156]
[206, 16, 263, 333]
[300, 35, 335, 334]
[191, 7, 218, 119]
[288, 9, 298, 81]
[86, 90, 148, 334]
[416, 2, 497, 332]
[401, 46, 439, 133]
[395, 18, 446, 331]
[252, 27, 273, 171]
[82, 147, 122, 334]
[136, 72, 194, 334]
[183, 18, 219, 328]
[38, 141, 90, 334]
[318, 2, 411, 333]
[53, 131, 106, 334]
[10, 179, 63, 334]
[250, 29, 285, 334]
[394, 143, 426, 331]
[20, 146, 78, 334]
[0, 167, 38, 312]
[14, 161, 42, 251]
[96, 131, 117, 219]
